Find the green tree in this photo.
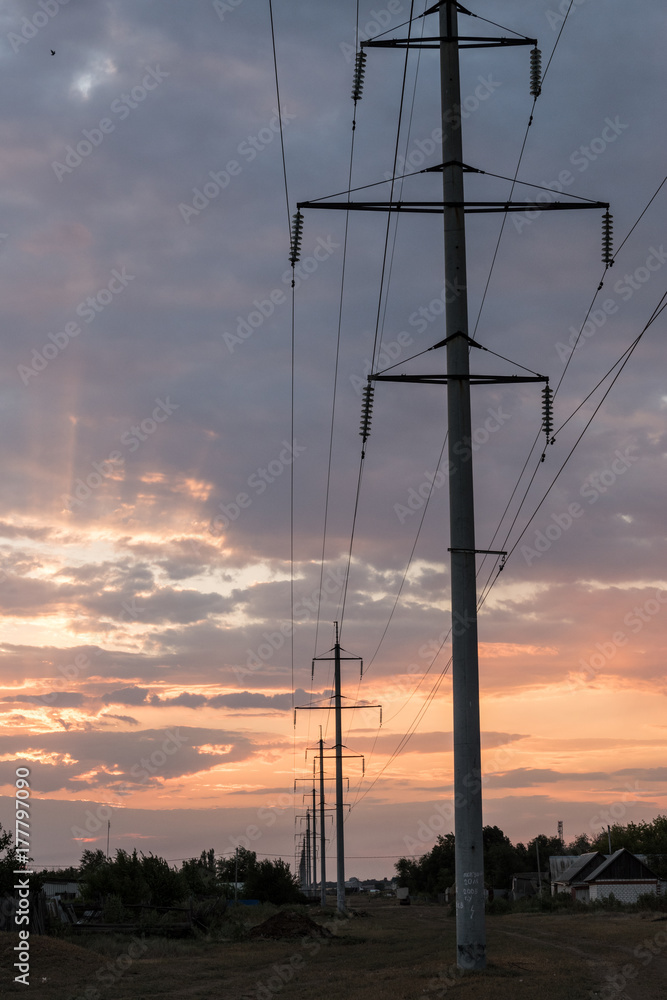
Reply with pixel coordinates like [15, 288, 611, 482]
[0, 823, 23, 896]
[242, 858, 302, 904]
[217, 847, 257, 885]
[181, 849, 222, 897]
[565, 832, 592, 854]
[395, 834, 456, 895]
[79, 849, 108, 873]
[80, 848, 186, 907]
[484, 827, 523, 890]
[140, 853, 186, 907]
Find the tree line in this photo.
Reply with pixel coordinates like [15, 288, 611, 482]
[0, 824, 302, 908]
[395, 816, 667, 895]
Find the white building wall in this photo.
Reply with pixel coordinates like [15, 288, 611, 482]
[589, 882, 657, 904]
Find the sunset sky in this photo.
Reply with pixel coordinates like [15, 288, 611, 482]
[0, 0, 666, 881]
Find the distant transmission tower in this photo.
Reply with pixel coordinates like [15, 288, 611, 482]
[295, 623, 380, 914]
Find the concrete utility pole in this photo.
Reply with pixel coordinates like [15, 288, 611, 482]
[333, 625, 346, 913]
[536, 841, 542, 893]
[298, 0, 610, 972]
[312, 785, 317, 895]
[305, 808, 311, 891]
[440, 0, 485, 970]
[319, 731, 326, 907]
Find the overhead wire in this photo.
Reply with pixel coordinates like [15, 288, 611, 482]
[340, 2, 431, 761]
[501, 291, 667, 568]
[476, 174, 667, 605]
[344, 1, 554, 793]
[471, 0, 576, 340]
[339, 6, 666, 824]
[267, 0, 300, 833]
[336, 0, 418, 641]
[307, 0, 364, 749]
[344, 1, 664, 806]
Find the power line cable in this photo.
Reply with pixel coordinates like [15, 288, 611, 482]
[471, 1, 576, 340]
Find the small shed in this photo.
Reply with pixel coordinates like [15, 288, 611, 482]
[42, 878, 81, 900]
[511, 872, 546, 900]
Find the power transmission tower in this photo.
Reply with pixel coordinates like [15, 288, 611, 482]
[295, 0, 610, 970]
[295, 623, 380, 914]
[318, 731, 326, 907]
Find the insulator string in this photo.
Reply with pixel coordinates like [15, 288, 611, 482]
[541, 383, 553, 461]
[289, 210, 303, 267]
[351, 49, 367, 104]
[602, 210, 614, 265]
[359, 381, 374, 449]
[530, 46, 542, 98]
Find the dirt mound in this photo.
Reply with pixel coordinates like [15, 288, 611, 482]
[247, 910, 332, 940]
[0, 931, 106, 995]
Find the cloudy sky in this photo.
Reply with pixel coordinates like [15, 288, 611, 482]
[0, 0, 665, 880]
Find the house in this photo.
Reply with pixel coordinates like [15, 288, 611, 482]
[552, 849, 660, 904]
[549, 855, 580, 883]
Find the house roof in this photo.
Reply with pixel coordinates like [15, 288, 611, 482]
[586, 848, 658, 883]
[554, 852, 607, 885]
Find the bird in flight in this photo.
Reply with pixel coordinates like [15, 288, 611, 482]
[50, 50, 55, 56]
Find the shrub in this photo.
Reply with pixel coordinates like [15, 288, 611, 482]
[634, 891, 667, 913]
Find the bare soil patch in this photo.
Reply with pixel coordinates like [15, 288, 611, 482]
[1, 900, 666, 999]
[247, 909, 332, 940]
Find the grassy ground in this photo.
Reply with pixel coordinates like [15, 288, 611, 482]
[2, 899, 666, 999]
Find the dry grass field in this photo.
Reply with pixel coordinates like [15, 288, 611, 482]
[2, 899, 667, 999]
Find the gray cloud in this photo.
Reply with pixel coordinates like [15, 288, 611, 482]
[0, 0, 665, 871]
